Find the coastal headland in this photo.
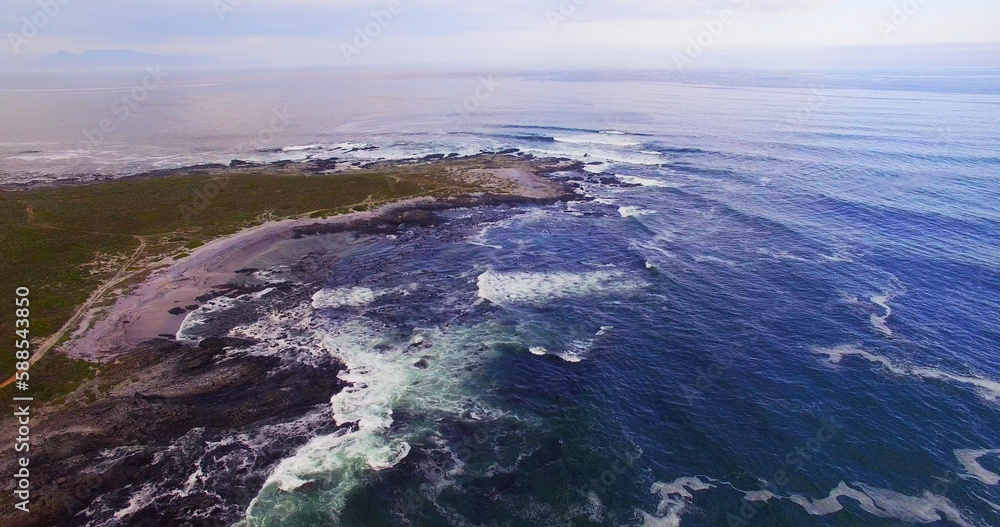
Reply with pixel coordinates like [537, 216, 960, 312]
[0, 152, 586, 525]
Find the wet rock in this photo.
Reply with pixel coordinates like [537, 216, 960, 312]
[0, 338, 346, 527]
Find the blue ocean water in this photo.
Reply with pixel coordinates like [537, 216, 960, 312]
[239, 71, 1000, 527]
[5, 69, 999, 526]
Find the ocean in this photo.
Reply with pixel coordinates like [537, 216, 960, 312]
[2, 69, 999, 526]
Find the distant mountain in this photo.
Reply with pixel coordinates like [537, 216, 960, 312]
[34, 50, 219, 71]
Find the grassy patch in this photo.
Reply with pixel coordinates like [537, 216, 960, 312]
[26, 349, 98, 404]
[0, 164, 479, 398]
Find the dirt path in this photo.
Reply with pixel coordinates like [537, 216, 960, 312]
[0, 211, 147, 390]
[1, 166, 564, 388]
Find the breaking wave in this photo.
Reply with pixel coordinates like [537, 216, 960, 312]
[476, 269, 641, 306]
[312, 287, 379, 309]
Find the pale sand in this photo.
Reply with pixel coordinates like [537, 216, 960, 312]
[63, 162, 569, 360]
[65, 197, 437, 360]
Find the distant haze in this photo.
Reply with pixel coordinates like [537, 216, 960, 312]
[1, 0, 998, 70]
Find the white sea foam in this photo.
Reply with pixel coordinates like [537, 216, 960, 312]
[814, 345, 1000, 401]
[467, 240, 503, 249]
[311, 287, 379, 309]
[467, 224, 504, 249]
[247, 316, 507, 523]
[334, 142, 374, 150]
[251, 287, 275, 300]
[819, 253, 854, 263]
[639, 476, 975, 527]
[744, 490, 776, 502]
[757, 248, 810, 263]
[467, 209, 551, 249]
[528, 342, 591, 363]
[693, 255, 738, 268]
[522, 145, 665, 169]
[175, 297, 237, 343]
[241, 316, 423, 500]
[619, 206, 656, 218]
[785, 481, 973, 527]
[633, 240, 677, 262]
[641, 476, 715, 527]
[955, 449, 1000, 485]
[840, 293, 862, 305]
[558, 352, 583, 363]
[870, 294, 894, 337]
[553, 134, 641, 147]
[617, 174, 678, 188]
[113, 484, 158, 519]
[281, 144, 325, 152]
[476, 269, 640, 306]
[584, 162, 611, 173]
[978, 494, 1000, 511]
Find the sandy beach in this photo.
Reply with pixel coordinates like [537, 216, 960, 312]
[65, 163, 570, 361]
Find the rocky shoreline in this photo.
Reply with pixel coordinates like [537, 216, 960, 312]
[1, 336, 347, 526]
[0, 152, 593, 526]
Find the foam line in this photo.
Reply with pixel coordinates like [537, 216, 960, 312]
[870, 294, 894, 337]
[640, 476, 977, 527]
[955, 449, 1000, 485]
[641, 476, 715, 527]
[785, 482, 973, 527]
[814, 345, 1000, 401]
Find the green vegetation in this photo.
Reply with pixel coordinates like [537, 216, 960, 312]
[0, 164, 482, 398]
[25, 350, 98, 404]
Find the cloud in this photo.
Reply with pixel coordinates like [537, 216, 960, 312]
[1, 0, 997, 68]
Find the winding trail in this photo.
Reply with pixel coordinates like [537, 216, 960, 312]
[0, 207, 147, 390]
[1, 167, 560, 390]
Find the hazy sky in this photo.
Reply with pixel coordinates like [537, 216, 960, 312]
[2, 0, 999, 68]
